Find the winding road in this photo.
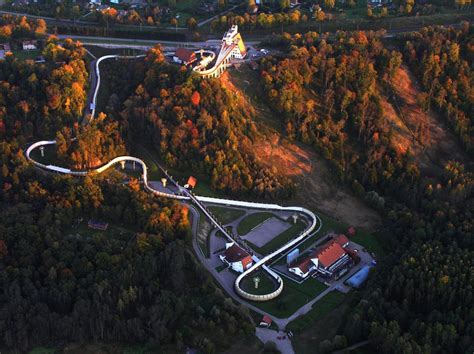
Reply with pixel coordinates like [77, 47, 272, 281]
[25, 54, 322, 303]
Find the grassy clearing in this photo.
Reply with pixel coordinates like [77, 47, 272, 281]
[13, 49, 41, 61]
[28, 144, 58, 165]
[84, 45, 145, 58]
[286, 291, 346, 333]
[196, 210, 212, 258]
[250, 277, 327, 318]
[71, 220, 136, 240]
[240, 270, 278, 295]
[29, 348, 55, 354]
[250, 220, 307, 255]
[351, 229, 388, 259]
[291, 293, 355, 354]
[237, 212, 275, 235]
[208, 206, 246, 225]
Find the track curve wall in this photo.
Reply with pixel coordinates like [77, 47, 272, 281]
[25, 54, 322, 302]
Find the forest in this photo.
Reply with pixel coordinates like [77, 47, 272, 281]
[258, 27, 473, 353]
[0, 18, 253, 353]
[99, 47, 295, 199]
[402, 24, 473, 152]
[0, 12, 472, 353]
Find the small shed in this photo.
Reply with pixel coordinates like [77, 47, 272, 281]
[88, 219, 109, 231]
[186, 176, 197, 189]
[347, 226, 356, 237]
[259, 315, 272, 327]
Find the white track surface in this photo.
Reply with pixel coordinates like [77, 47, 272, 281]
[26, 55, 322, 302]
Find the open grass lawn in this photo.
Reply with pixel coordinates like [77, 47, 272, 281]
[13, 49, 41, 61]
[351, 229, 388, 259]
[29, 348, 55, 354]
[71, 220, 136, 241]
[237, 212, 275, 235]
[84, 45, 145, 58]
[196, 210, 212, 258]
[286, 291, 346, 333]
[251, 277, 327, 318]
[240, 270, 278, 295]
[208, 206, 246, 225]
[250, 220, 307, 255]
[28, 144, 59, 166]
[291, 293, 355, 354]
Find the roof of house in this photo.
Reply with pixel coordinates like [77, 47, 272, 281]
[223, 243, 251, 263]
[175, 48, 196, 62]
[315, 241, 346, 268]
[291, 256, 313, 274]
[334, 234, 350, 248]
[187, 176, 197, 188]
[241, 255, 253, 269]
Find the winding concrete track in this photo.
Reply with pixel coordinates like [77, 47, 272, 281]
[25, 54, 321, 302]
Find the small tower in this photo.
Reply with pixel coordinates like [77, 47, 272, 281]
[253, 276, 261, 289]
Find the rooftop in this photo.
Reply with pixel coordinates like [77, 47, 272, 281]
[223, 243, 251, 263]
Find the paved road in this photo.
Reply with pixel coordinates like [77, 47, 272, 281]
[256, 328, 295, 354]
[0, 9, 187, 31]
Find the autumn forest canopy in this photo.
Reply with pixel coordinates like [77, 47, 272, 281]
[0, 14, 472, 354]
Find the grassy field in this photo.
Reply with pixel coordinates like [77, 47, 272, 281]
[249, 220, 307, 255]
[28, 144, 59, 166]
[240, 270, 278, 295]
[291, 293, 355, 354]
[351, 229, 388, 259]
[196, 210, 212, 258]
[236, 212, 275, 235]
[250, 277, 327, 319]
[286, 291, 346, 333]
[72, 220, 136, 240]
[84, 45, 145, 58]
[13, 49, 41, 61]
[29, 348, 55, 354]
[208, 206, 246, 225]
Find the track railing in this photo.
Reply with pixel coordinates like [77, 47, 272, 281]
[25, 54, 322, 302]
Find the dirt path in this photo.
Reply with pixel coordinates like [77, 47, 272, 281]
[252, 134, 381, 230]
[386, 66, 469, 175]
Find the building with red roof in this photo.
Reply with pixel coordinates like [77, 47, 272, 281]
[259, 315, 272, 327]
[219, 242, 253, 273]
[288, 236, 353, 279]
[186, 176, 197, 189]
[173, 48, 197, 66]
[333, 234, 350, 248]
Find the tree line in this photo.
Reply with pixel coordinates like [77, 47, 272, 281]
[402, 23, 473, 153]
[257, 28, 472, 353]
[0, 21, 254, 353]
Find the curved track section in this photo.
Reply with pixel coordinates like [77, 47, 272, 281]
[26, 54, 322, 302]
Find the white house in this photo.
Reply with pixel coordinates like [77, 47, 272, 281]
[219, 242, 253, 273]
[22, 40, 37, 51]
